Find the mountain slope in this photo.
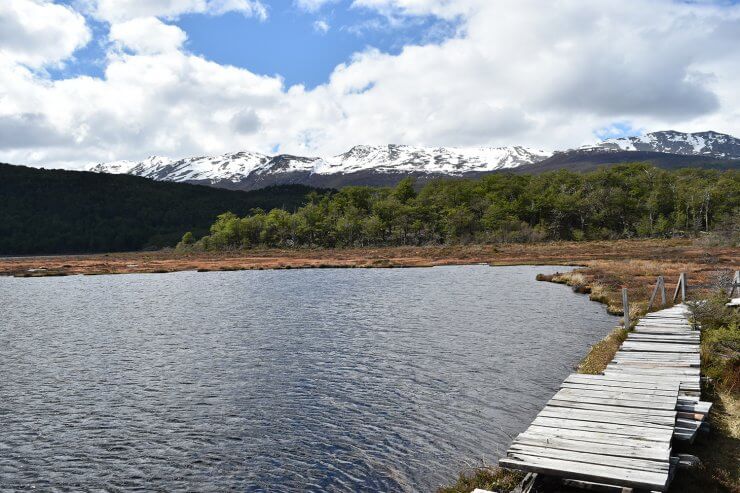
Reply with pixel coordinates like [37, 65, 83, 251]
[91, 144, 552, 190]
[89, 131, 740, 190]
[579, 130, 740, 158]
[0, 162, 324, 255]
[520, 150, 740, 174]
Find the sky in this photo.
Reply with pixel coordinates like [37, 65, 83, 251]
[1, 0, 740, 169]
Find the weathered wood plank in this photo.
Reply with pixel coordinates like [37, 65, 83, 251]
[530, 417, 674, 440]
[546, 399, 677, 418]
[525, 425, 672, 446]
[506, 445, 670, 473]
[538, 406, 675, 428]
[499, 455, 670, 491]
[513, 434, 670, 461]
[554, 388, 678, 404]
[560, 383, 678, 398]
[564, 374, 679, 390]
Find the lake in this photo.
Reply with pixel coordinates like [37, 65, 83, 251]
[0, 265, 617, 492]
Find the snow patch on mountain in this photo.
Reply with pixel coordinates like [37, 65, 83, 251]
[578, 131, 740, 159]
[88, 131, 739, 189]
[90, 144, 552, 184]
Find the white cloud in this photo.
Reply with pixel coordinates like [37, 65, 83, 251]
[313, 19, 330, 34]
[0, 0, 90, 67]
[351, 0, 470, 19]
[295, 0, 338, 12]
[84, 0, 267, 22]
[2, 0, 740, 169]
[109, 18, 187, 54]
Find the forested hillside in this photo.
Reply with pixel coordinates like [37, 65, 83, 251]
[0, 163, 324, 254]
[187, 164, 739, 250]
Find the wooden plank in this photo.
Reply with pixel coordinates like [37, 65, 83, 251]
[554, 388, 678, 404]
[560, 383, 678, 399]
[620, 344, 699, 352]
[513, 434, 669, 461]
[546, 399, 677, 418]
[628, 332, 698, 337]
[549, 395, 676, 412]
[627, 336, 699, 342]
[604, 366, 699, 375]
[499, 455, 670, 491]
[614, 354, 700, 360]
[530, 417, 673, 440]
[506, 445, 670, 473]
[538, 406, 675, 428]
[526, 425, 672, 446]
[571, 373, 685, 385]
[676, 401, 712, 414]
[563, 375, 679, 392]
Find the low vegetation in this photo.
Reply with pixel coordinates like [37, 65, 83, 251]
[674, 293, 740, 492]
[437, 465, 524, 493]
[181, 164, 739, 251]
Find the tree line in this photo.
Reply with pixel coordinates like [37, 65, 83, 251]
[0, 163, 323, 254]
[180, 163, 740, 251]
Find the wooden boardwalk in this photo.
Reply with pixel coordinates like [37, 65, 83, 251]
[499, 305, 711, 492]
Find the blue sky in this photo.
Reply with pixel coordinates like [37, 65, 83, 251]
[51, 0, 460, 88]
[2, 0, 738, 167]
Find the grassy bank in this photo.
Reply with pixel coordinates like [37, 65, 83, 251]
[1, 238, 737, 278]
[438, 255, 739, 493]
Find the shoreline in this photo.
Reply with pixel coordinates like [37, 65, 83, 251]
[1, 238, 736, 278]
[3, 238, 736, 491]
[442, 255, 739, 493]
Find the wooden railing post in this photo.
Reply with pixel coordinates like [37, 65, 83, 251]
[622, 287, 630, 329]
[730, 270, 740, 297]
[673, 272, 687, 304]
[659, 275, 666, 305]
[647, 275, 667, 312]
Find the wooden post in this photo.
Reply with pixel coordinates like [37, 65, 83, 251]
[648, 279, 659, 312]
[673, 272, 687, 303]
[647, 276, 667, 312]
[730, 270, 740, 297]
[659, 275, 666, 305]
[622, 287, 630, 329]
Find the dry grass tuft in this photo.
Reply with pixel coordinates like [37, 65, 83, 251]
[577, 327, 628, 375]
[436, 466, 524, 493]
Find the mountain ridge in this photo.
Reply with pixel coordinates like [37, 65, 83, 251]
[90, 131, 740, 190]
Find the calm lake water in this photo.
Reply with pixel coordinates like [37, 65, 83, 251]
[0, 265, 617, 492]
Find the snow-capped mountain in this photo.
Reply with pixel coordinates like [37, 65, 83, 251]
[89, 131, 739, 190]
[90, 144, 551, 189]
[578, 130, 740, 159]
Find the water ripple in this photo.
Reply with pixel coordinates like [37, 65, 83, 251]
[0, 265, 617, 492]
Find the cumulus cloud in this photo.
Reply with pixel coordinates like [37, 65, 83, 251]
[351, 0, 471, 19]
[0, 0, 90, 67]
[2, 0, 740, 169]
[313, 19, 330, 33]
[83, 0, 267, 22]
[0, 113, 71, 149]
[231, 108, 262, 134]
[109, 18, 187, 54]
[294, 0, 338, 12]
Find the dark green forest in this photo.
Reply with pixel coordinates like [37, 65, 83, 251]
[186, 164, 739, 250]
[0, 163, 323, 254]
